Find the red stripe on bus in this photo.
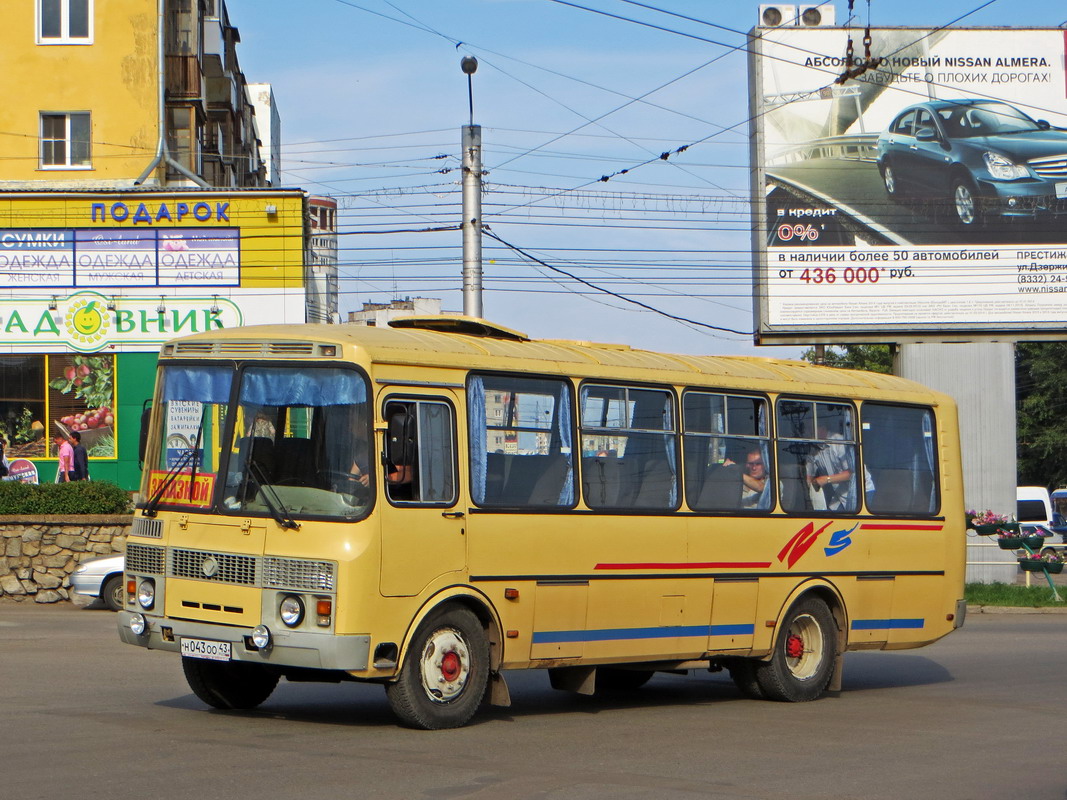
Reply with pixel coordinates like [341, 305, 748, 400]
[595, 562, 773, 570]
[859, 524, 944, 531]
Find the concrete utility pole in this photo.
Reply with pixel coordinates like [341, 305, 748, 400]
[460, 55, 483, 319]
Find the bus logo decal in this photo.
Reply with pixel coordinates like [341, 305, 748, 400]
[778, 521, 834, 568]
[823, 524, 858, 557]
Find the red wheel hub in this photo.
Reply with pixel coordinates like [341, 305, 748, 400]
[440, 651, 462, 681]
[786, 633, 804, 659]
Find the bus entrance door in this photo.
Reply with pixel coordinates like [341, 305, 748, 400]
[378, 393, 467, 597]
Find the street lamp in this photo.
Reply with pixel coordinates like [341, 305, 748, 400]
[460, 55, 483, 319]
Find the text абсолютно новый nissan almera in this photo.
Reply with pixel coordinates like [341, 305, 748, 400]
[877, 99, 1067, 228]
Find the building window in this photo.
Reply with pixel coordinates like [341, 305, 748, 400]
[38, 0, 92, 44]
[40, 112, 91, 168]
[167, 107, 198, 174]
[0, 354, 116, 461]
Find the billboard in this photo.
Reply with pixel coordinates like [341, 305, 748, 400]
[749, 26, 1067, 343]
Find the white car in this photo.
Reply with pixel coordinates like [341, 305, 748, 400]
[71, 554, 124, 611]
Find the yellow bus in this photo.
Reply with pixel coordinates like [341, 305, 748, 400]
[118, 317, 966, 729]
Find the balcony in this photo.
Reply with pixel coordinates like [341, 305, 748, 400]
[202, 15, 225, 78]
[165, 55, 203, 100]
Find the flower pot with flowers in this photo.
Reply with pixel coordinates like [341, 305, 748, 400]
[967, 509, 1020, 537]
[997, 530, 1042, 550]
[1018, 552, 1065, 574]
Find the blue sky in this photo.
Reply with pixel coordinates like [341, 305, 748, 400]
[225, 0, 1067, 356]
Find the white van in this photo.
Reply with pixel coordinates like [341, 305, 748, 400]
[1017, 486, 1053, 527]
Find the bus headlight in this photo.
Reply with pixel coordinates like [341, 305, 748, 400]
[251, 625, 272, 649]
[137, 579, 155, 610]
[279, 595, 304, 627]
[129, 613, 147, 636]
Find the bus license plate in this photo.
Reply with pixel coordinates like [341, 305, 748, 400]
[180, 637, 232, 661]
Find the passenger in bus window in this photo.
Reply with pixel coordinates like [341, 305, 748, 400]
[807, 427, 855, 511]
[741, 446, 771, 509]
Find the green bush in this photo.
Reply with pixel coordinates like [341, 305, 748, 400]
[0, 480, 132, 515]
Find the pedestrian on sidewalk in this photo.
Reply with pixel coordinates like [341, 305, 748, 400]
[69, 431, 89, 481]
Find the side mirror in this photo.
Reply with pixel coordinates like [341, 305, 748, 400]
[138, 399, 152, 470]
[915, 127, 937, 142]
[1038, 119, 1051, 130]
[386, 410, 417, 468]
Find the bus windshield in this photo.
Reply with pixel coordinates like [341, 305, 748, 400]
[147, 363, 372, 520]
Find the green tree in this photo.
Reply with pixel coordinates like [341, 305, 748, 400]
[800, 344, 893, 374]
[1016, 342, 1067, 489]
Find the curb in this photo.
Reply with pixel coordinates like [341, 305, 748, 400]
[970, 604, 1067, 614]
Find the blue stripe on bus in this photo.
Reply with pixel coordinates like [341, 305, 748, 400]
[710, 624, 756, 636]
[850, 618, 925, 630]
[531, 623, 754, 644]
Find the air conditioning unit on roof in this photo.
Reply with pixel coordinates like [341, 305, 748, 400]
[758, 5, 797, 27]
[758, 4, 837, 27]
[798, 4, 836, 26]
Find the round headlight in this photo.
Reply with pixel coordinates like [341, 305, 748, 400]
[251, 624, 272, 649]
[137, 579, 155, 610]
[279, 595, 304, 627]
[129, 613, 146, 636]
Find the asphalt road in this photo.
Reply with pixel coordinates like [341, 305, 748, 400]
[1, 602, 1064, 800]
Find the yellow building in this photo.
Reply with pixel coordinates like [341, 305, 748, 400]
[0, 0, 265, 188]
[0, 2, 336, 489]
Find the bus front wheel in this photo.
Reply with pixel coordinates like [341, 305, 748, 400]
[386, 606, 489, 730]
[755, 597, 836, 702]
[181, 656, 279, 710]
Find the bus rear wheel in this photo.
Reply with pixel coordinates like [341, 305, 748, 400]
[755, 597, 836, 702]
[727, 659, 765, 699]
[181, 656, 279, 710]
[386, 606, 489, 730]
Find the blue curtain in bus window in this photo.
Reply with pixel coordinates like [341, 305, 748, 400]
[921, 410, 937, 513]
[419, 402, 456, 503]
[662, 401, 677, 507]
[162, 366, 232, 403]
[239, 367, 366, 407]
[468, 377, 487, 504]
[556, 388, 574, 504]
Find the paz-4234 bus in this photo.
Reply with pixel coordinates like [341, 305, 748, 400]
[118, 317, 966, 729]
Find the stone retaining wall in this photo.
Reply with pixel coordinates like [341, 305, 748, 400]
[0, 516, 131, 604]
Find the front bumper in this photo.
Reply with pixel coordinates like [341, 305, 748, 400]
[978, 179, 1067, 218]
[70, 573, 105, 598]
[117, 611, 371, 671]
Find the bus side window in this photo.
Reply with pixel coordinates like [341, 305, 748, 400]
[468, 375, 576, 509]
[580, 384, 678, 510]
[384, 400, 457, 505]
[777, 398, 859, 514]
[862, 404, 938, 515]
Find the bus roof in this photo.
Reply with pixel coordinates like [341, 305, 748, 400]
[161, 318, 948, 404]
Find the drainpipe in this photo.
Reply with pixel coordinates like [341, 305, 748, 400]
[135, 0, 209, 187]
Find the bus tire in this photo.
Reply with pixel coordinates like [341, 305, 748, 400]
[755, 597, 836, 702]
[181, 656, 279, 710]
[727, 659, 765, 699]
[596, 667, 654, 692]
[386, 606, 489, 730]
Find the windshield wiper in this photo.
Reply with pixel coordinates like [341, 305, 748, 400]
[245, 458, 300, 530]
[141, 446, 198, 517]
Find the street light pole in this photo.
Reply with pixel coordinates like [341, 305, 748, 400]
[460, 55, 483, 319]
